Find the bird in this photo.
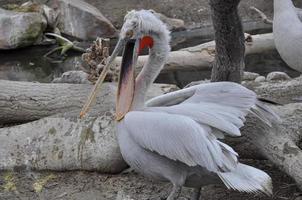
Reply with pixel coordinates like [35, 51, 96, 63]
[273, 0, 302, 72]
[80, 10, 280, 200]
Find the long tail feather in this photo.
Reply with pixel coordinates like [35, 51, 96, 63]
[218, 163, 273, 196]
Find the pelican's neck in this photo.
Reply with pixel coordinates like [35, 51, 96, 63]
[131, 33, 170, 110]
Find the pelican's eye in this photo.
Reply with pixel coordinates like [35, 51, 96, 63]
[126, 30, 134, 38]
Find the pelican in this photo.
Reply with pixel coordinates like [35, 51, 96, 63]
[80, 10, 279, 200]
[273, 0, 302, 72]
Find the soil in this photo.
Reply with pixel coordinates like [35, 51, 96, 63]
[0, 160, 301, 200]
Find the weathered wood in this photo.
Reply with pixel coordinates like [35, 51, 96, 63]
[0, 81, 114, 124]
[1, 74, 301, 125]
[0, 80, 176, 124]
[113, 33, 275, 73]
[242, 103, 302, 190]
[0, 82, 176, 173]
[0, 112, 127, 173]
[1, 99, 302, 187]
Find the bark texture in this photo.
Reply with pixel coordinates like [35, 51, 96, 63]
[113, 33, 274, 73]
[0, 81, 176, 173]
[0, 113, 127, 173]
[0, 80, 176, 124]
[242, 104, 302, 190]
[209, 0, 245, 83]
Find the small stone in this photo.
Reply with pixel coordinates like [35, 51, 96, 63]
[52, 71, 90, 84]
[266, 71, 291, 81]
[255, 76, 266, 82]
[243, 72, 260, 81]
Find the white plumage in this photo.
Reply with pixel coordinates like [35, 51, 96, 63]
[274, 0, 302, 72]
[81, 9, 279, 200]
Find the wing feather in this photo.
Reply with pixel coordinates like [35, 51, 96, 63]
[123, 111, 238, 173]
[146, 82, 279, 137]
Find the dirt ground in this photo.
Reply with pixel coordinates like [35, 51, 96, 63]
[0, 160, 301, 200]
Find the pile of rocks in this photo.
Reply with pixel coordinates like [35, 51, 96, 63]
[0, 0, 186, 50]
[243, 71, 292, 83]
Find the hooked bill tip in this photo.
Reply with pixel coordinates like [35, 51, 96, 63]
[79, 111, 86, 119]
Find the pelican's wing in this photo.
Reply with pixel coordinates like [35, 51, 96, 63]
[146, 82, 280, 137]
[122, 111, 238, 173]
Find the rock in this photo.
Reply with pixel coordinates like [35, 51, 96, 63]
[254, 76, 266, 82]
[49, 0, 117, 40]
[243, 72, 260, 81]
[266, 71, 291, 81]
[42, 4, 58, 29]
[150, 10, 185, 31]
[0, 8, 46, 49]
[52, 71, 90, 84]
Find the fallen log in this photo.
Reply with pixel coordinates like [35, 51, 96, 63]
[1, 79, 302, 190]
[0, 80, 176, 124]
[1, 99, 302, 188]
[0, 112, 127, 173]
[243, 103, 302, 190]
[113, 33, 275, 73]
[1, 76, 301, 124]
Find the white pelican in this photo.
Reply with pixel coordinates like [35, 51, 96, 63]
[80, 10, 279, 200]
[274, 0, 302, 72]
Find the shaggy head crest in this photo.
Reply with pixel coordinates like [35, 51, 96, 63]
[120, 10, 170, 43]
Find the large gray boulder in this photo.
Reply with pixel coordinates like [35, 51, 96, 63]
[49, 0, 117, 40]
[0, 8, 46, 49]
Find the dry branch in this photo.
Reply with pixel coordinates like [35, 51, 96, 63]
[250, 6, 273, 25]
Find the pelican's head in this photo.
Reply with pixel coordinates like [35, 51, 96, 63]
[119, 10, 170, 44]
[80, 10, 170, 120]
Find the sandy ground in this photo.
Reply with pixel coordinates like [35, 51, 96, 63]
[0, 160, 301, 200]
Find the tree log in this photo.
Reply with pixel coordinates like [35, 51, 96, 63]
[243, 103, 302, 190]
[113, 33, 275, 73]
[1, 76, 301, 125]
[0, 80, 176, 124]
[1, 99, 302, 187]
[0, 113, 127, 173]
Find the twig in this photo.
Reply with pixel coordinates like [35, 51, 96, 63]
[43, 33, 86, 62]
[43, 46, 63, 57]
[250, 6, 273, 25]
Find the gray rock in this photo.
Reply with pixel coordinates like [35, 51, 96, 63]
[243, 72, 260, 81]
[42, 4, 58, 29]
[49, 0, 117, 40]
[0, 8, 46, 49]
[52, 70, 90, 84]
[254, 76, 266, 83]
[267, 71, 291, 81]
